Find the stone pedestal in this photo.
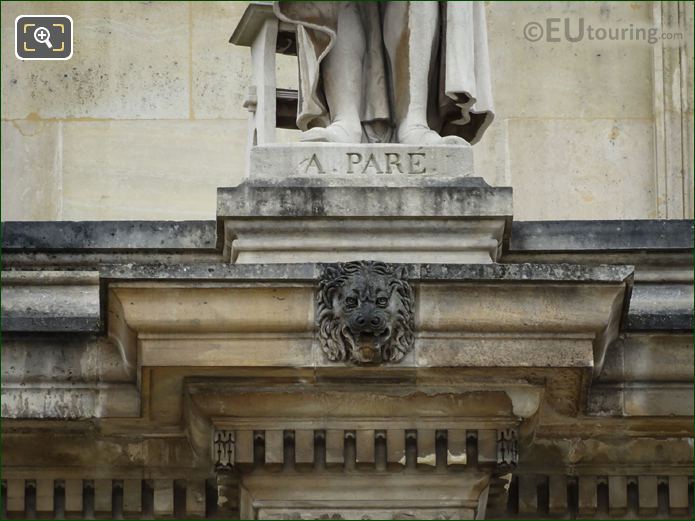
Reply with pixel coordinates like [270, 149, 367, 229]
[220, 147, 511, 264]
[248, 143, 475, 178]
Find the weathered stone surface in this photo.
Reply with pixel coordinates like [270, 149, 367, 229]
[420, 263, 633, 283]
[599, 334, 694, 382]
[1, 2, 190, 120]
[249, 144, 475, 178]
[2, 220, 217, 251]
[218, 177, 512, 264]
[508, 119, 657, 220]
[223, 219, 507, 264]
[61, 120, 246, 220]
[95, 261, 633, 284]
[104, 263, 629, 380]
[1, 121, 62, 221]
[509, 220, 694, 252]
[2, 334, 130, 383]
[218, 178, 510, 217]
[239, 472, 488, 518]
[1, 271, 100, 332]
[1, 383, 139, 419]
[626, 283, 694, 330]
[588, 383, 694, 417]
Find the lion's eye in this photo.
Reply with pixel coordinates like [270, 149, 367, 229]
[376, 297, 389, 307]
[345, 297, 358, 308]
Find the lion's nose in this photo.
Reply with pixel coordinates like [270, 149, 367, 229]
[355, 315, 366, 326]
[370, 317, 382, 328]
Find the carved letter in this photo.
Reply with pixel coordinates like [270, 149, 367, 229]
[304, 153, 326, 175]
[361, 153, 384, 174]
[346, 153, 362, 174]
[407, 153, 427, 174]
[384, 153, 404, 174]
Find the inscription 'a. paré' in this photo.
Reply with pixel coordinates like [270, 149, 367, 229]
[304, 151, 427, 175]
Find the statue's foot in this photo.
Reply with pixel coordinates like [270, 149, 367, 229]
[300, 122, 362, 143]
[398, 124, 469, 146]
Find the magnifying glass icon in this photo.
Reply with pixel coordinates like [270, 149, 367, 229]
[34, 26, 53, 49]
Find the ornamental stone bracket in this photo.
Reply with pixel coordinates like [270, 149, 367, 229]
[103, 260, 632, 451]
[106, 262, 631, 380]
[184, 378, 520, 520]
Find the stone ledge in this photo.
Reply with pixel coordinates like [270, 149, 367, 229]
[217, 178, 512, 264]
[1, 221, 218, 252]
[1, 270, 100, 333]
[626, 284, 694, 331]
[509, 220, 694, 252]
[217, 178, 512, 218]
[98, 262, 633, 283]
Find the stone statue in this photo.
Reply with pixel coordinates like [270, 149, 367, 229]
[274, 2, 494, 145]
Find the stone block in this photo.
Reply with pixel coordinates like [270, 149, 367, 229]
[153, 479, 174, 517]
[294, 430, 314, 464]
[478, 430, 498, 463]
[1, 220, 218, 252]
[94, 479, 112, 514]
[186, 480, 206, 517]
[668, 475, 689, 512]
[447, 429, 467, 465]
[578, 476, 597, 515]
[325, 430, 344, 465]
[35, 479, 54, 513]
[387, 429, 406, 465]
[509, 219, 694, 252]
[638, 476, 658, 515]
[1, 120, 61, 221]
[548, 475, 567, 515]
[1, 2, 189, 119]
[416, 429, 436, 466]
[7, 479, 25, 513]
[264, 430, 283, 464]
[123, 479, 142, 514]
[508, 118, 656, 220]
[218, 177, 512, 264]
[623, 384, 694, 416]
[627, 284, 694, 330]
[518, 475, 538, 515]
[248, 143, 474, 178]
[1, 271, 100, 332]
[235, 430, 254, 464]
[355, 430, 375, 464]
[1, 383, 140, 419]
[608, 476, 627, 516]
[486, 2, 653, 120]
[64, 479, 83, 513]
[622, 335, 695, 381]
[61, 120, 246, 220]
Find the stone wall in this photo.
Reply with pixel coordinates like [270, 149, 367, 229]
[2, 1, 693, 221]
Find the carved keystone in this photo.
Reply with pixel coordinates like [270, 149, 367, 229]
[317, 261, 415, 364]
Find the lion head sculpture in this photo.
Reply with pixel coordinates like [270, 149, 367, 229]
[316, 261, 415, 364]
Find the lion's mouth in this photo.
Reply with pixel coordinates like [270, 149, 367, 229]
[352, 328, 391, 363]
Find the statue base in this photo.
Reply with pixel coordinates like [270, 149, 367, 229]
[218, 170, 512, 264]
[248, 143, 474, 178]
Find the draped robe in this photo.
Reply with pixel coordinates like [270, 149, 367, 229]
[274, 1, 494, 144]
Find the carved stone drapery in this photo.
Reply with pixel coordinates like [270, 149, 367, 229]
[316, 261, 415, 364]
